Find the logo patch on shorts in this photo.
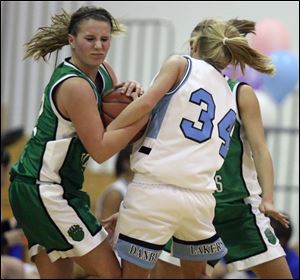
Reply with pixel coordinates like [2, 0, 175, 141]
[68, 224, 84, 241]
[264, 228, 277, 245]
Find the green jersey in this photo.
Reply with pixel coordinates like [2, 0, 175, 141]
[10, 59, 113, 192]
[214, 79, 261, 203]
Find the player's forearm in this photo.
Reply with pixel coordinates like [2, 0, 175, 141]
[107, 96, 152, 131]
[253, 149, 274, 202]
[92, 119, 147, 163]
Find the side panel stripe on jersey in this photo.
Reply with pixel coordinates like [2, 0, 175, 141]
[39, 138, 73, 183]
[147, 57, 192, 139]
[147, 94, 173, 139]
[58, 138, 100, 235]
[37, 117, 59, 182]
[37, 184, 74, 251]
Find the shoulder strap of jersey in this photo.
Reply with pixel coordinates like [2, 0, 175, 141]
[227, 78, 248, 123]
[99, 64, 114, 94]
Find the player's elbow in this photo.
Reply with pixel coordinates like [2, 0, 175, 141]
[87, 142, 112, 164]
[91, 152, 111, 165]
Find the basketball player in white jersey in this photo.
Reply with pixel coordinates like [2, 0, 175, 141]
[105, 19, 275, 279]
[150, 19, 292, 279]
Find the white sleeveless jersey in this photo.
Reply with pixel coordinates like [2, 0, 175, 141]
[131, 56, 237, 191]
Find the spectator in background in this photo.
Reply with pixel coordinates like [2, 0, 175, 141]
[1, 140, 26, 279]
[1, 128, 25, 260]
[1, 128, 24, 188]
[95, 146, 133, 221]
[270, 215, 299, 279]
[1, 128, 40, 279]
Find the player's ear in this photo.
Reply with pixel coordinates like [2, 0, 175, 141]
[68, 34, 75, 49]
[192, 40, 200, 57]
[189, 33, 199, 57]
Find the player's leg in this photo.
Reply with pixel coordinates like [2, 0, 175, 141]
[72, 238, 121, 279]
[151, 259, 183, 279]
[150, 240, 183, 279]
[9, 181, 73, 278]
[151, 251, 226, 279]
[114, 182, 178, 278]
[180, 259, 208, 279]
[11, 181, 120, 278]
[33, 249, 73, 279]
[217, 195, 291, 278]
[151, 190, 227, 279]
[171, 234, 227, 280]
[121, 259, 151, 279]
[32, 236, 120, 279]
[171, 190, 227, 279]
[208, 260, 228, 278]
[251, 256, 292, 279]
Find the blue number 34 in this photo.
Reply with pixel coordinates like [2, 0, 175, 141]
[180, 88, 236, 158]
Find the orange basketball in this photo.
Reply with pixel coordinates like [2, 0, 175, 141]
[101, 88, 132, 128]
[101, 88, 147, 143]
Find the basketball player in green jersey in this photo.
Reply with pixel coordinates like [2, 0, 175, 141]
[151, 19, 292, 279]
[8, 6, 147, 279]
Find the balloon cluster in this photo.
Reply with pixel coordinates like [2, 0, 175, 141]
[223, 18, 299, 104]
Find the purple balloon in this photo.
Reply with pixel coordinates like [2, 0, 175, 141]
[223, 65, 241, 79]
[238, 66, 263, 90]
[223, 65, 263, 89]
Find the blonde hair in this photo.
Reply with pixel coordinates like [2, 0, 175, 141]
[191, 19, 275, 75]
[24, 6, 126, 61]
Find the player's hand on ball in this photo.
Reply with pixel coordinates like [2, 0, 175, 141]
[116, 80, 143, 100]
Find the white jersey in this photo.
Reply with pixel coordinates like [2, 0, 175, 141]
[131, 56, 237, 191]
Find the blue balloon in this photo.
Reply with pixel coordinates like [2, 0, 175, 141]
[262, 50, 299, 103]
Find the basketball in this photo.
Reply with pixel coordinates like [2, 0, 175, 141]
[101, 88, 132, 128]
[101, 88, 147, 143]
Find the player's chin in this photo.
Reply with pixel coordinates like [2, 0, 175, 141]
[89, 56, 104, 65]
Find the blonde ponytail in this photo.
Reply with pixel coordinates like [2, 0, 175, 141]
[191, 19, 275, 75]
[24, 10, 70, 61]
[24, 6, 126, 61]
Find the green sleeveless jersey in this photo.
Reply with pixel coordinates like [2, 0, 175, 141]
[10, 59, 113, 192]
[214, 79, 261, 203]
